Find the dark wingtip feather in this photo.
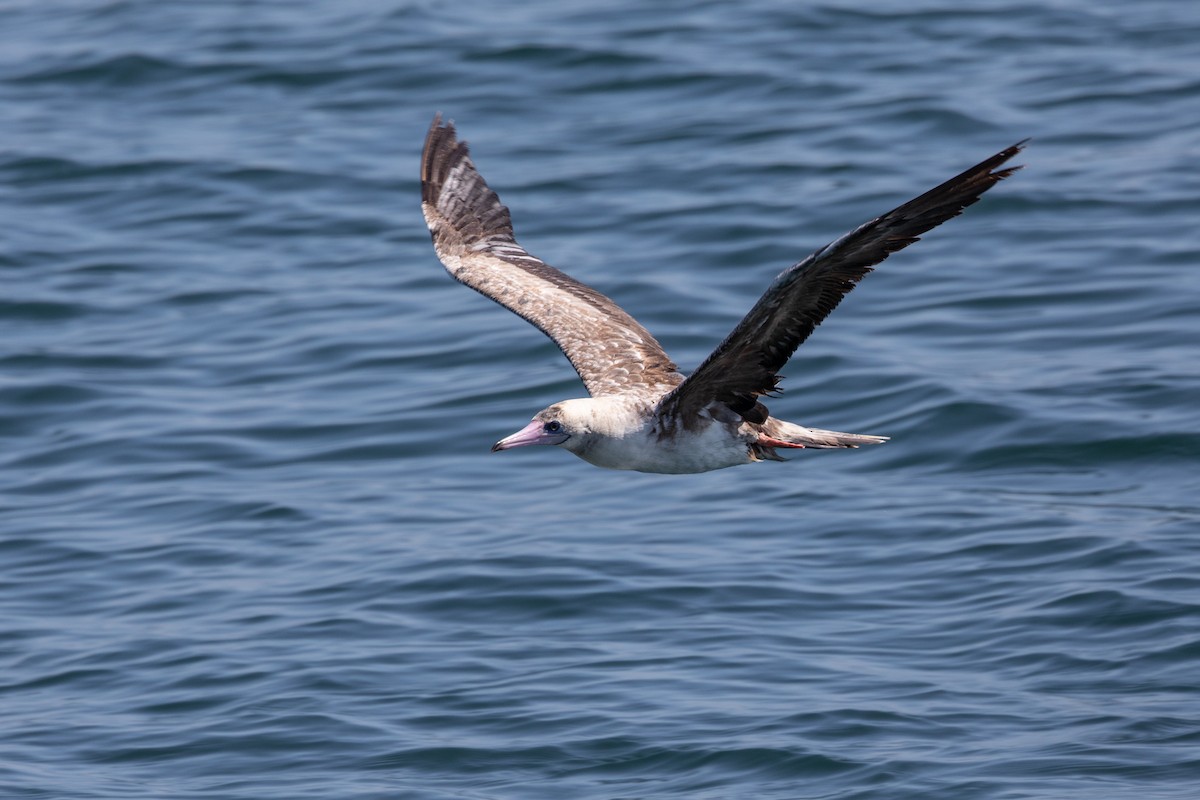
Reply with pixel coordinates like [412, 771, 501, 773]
[421, 113, 469, 207]
[421, 113, 519, 249]
[889, 139, 1026, 242]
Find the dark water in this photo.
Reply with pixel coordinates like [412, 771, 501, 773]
[3, 1, 1199, 798]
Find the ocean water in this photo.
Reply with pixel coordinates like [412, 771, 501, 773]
[2, 1, 1199, 798]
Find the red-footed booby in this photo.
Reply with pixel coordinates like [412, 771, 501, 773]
[421, 115, 1022, 474]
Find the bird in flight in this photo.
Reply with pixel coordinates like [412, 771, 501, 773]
[421, 115, 1022, 474]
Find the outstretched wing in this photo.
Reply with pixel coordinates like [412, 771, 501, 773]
[656, 141, 1025, 426]
[420, 115, 681, 398]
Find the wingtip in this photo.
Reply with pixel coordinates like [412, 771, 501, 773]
[423, 112, 456, 158]
[421, 113, 470, 206]
[428, 111, 454, 137]
[986, 138, 1030, 179]
[1010, 137, 1031, 165]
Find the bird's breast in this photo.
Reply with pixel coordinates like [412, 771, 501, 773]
[578, 419, 753, 474]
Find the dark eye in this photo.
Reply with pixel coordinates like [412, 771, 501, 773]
[544, 420, 562, 433]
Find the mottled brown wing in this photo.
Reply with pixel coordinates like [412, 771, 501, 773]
[421, 115, 681, 398]
[657, 141, 1025, 426]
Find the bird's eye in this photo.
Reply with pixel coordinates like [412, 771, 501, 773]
[544, 420, 562, 433]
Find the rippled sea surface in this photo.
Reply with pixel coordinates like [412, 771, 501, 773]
[3, 1, 1199, 798]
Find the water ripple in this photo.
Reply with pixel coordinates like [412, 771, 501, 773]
[2, 0, 1199, 798]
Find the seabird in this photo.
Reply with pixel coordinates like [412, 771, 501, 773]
[421, 115, 1022, 474]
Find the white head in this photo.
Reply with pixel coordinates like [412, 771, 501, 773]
[490, 398, 604, 457]
[489, 395, 648, 460]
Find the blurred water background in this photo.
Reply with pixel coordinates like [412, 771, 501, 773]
[2, 1, 1199, 798]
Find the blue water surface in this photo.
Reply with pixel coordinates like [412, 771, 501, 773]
[2, 1, 1199, 798]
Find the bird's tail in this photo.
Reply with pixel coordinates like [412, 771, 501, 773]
[761, 419, 889, 450]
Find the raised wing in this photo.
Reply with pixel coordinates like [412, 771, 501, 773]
[656, 141, 1025, 426]
[421, 115, 681, 398]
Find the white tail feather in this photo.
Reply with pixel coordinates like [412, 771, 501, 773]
[768, 420, 889, 449]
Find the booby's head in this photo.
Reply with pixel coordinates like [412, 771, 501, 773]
[491, 399, 603, 455]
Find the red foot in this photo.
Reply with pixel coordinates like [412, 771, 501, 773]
[757, 434, 805, 449]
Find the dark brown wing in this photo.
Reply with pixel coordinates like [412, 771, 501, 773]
[421, 115, 681, 398]
[656, 141, 1025, 426]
